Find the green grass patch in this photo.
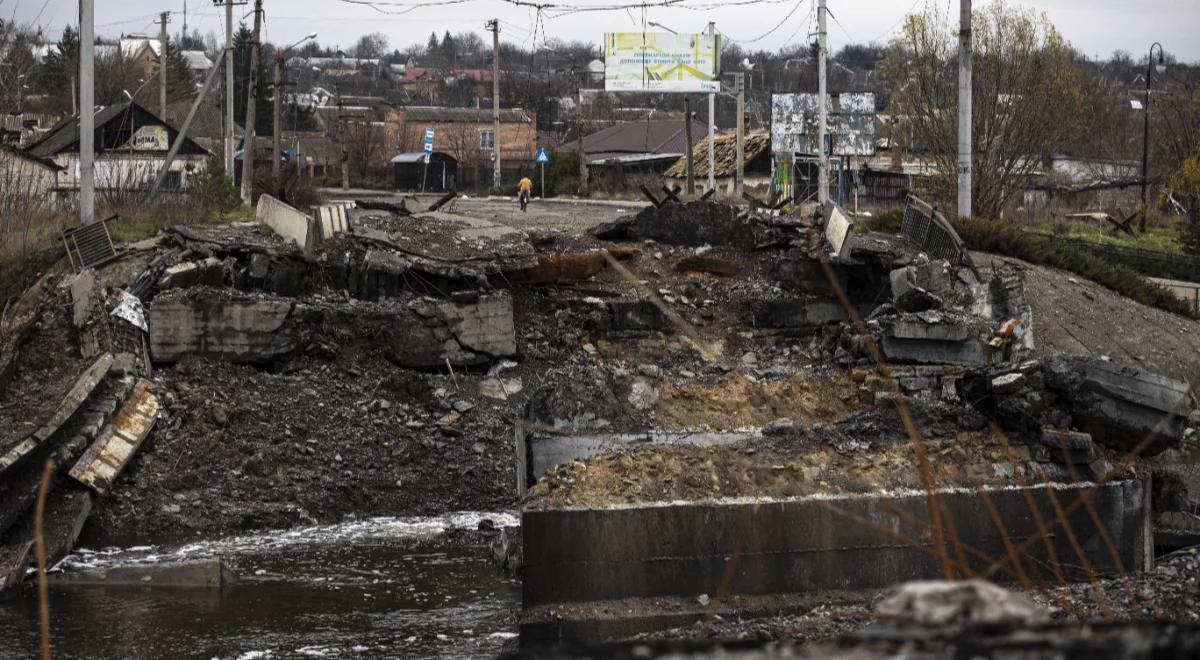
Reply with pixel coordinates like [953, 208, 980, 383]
[105, 205, 255, 243]
[955, 219, 1195, 318]
[1022, 220, 1185, 254]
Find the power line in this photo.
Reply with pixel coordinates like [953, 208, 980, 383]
[720, 0, 804, 44]
[861, 0, 925, 44]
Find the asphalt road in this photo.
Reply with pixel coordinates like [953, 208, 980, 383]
[319, 189, 646, 229]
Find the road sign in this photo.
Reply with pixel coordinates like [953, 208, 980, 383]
[424, 127, 434, 155]
[535, 147, 550, 164]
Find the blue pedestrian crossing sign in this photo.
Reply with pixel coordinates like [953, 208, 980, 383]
[535, 147, 551, 164]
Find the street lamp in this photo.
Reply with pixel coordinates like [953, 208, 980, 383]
[273, 32, 318, 182]
[647, 21, 677, 34]
[1139, 42, 1166, 232]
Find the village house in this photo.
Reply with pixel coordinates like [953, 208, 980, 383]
[25, 101, 210, 199]
[0, 145, 63, 209]
[384, 106, 537, 190]
[562, 118, 708, 192]
[665, 132, 773, 196]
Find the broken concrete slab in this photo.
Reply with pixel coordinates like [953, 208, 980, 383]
[69, 269, 97, 328]
[50, 559, 236, 588]
[823, 201, 855, 260]
[1035, 427, 1097, 465]
[157, 257, 225, 291]
[880, 317, 990, 366]
[1044, 356, 1194, 455]
[148, 296, 302, 363]
[148, 288, 517, 368]
[351, 209, 538, 277]
[258, 194, 318, 253]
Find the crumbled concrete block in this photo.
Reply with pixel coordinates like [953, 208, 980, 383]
[158, 262, 201, 290]
[69, 269, 97, 328]
[991, 372, 1026, 394]
[1043, 356, 1193, 455]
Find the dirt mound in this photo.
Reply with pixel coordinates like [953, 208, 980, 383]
[526, 430, 1051, 509]
[655, 372, 861, 430]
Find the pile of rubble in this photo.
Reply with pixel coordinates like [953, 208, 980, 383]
[0, 191, 1196, 605]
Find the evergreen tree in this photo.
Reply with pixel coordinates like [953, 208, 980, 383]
[441, 30, 456, 63]
[426, 31, 439, 53]
[231, 23, 272, 133]
[164, 37, 196, 102]
[40, 25, 80, 112]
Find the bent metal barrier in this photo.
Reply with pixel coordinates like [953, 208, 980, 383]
[901, 194, 969, 268]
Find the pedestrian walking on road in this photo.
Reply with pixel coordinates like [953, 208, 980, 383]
[518, 176, 533, 212]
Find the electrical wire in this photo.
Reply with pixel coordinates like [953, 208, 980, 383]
[719, 0, 804, 44]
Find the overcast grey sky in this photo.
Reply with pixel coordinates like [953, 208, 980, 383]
[10, 0, 1200, 63]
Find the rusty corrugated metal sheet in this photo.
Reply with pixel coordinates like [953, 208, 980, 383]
[69, 378, 159, 494]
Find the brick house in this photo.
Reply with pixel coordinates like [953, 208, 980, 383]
[384, 106, 537, 189]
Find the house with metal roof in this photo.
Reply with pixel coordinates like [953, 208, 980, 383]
[25, 101, 211, 196]
[560, 118, 708, 191]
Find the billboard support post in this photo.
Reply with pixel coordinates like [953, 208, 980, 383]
[735, 72, 744, 197]
[818, 0, 828, 205]
[707, 22, 716, 194]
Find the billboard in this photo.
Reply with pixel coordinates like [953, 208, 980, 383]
[770, 92, 876, 156]
[604, 32, 721, 93]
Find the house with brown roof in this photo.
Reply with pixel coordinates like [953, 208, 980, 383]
[561, 118, 708, 190]
[665, 132, 773, 196]
[384, 106, 537, 190]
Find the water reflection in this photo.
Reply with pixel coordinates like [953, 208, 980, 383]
[0, 512, 520, 659]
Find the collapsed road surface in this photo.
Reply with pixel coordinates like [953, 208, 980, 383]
[0, 193, 1198, 656]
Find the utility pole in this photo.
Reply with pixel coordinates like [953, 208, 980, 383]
[158, 11, 170, 118]
[80, 0, 95, 225]
[706, 21, 716, 193]
[1140, 43, 1165, 233]
[817, 0, 828, 205]
[182, 0, 187, 38]
[338, 86, 348, 191]
[571, 59, 587, 196]
[272, 56, 283, 183]
[684, 96, 694, 195]
[956, 0, 972, 218]
[224, 0, 234, 176]
[735, 72, 745, 197]
[487, 19, 501, 190]
[240, 0, 262, 203]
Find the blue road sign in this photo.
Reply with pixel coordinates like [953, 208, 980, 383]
[535, 147, 551, 164]
[424, 128, 434, 155]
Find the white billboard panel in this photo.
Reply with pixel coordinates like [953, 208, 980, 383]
[604, 32, 721, 93]
[771, 92, 877, 156]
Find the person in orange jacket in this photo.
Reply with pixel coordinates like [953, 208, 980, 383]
[518, 175, 533, 211]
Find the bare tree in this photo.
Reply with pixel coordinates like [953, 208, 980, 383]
[880, 0, 1084, 217]
[353, 32, 389, 60]
[342, 120, 390, 180]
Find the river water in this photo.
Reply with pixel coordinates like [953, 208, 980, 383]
[0, 512, 521, 659]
